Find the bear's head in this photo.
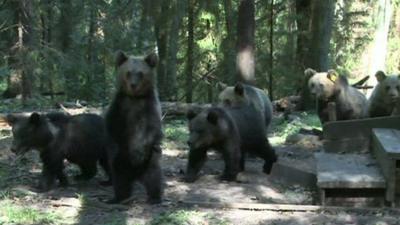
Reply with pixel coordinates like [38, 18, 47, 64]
[375, 71, 400, 103]
[305, 68, 341, 100]
[5, 113, 56, 154]
[218, 82, 248, 107]
[115, 51, 158, 97]
[186, 107, 230, 151]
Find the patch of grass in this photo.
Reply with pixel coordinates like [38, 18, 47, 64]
[270, 112, 321, 145]
[149, 210, 228, 225]
[0, 200, 61, 225]
[163, 119, 188, 143]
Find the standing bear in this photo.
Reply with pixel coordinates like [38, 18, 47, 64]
[106, 51, 163, 204]
[5, 112, 112, 191]
[367, 71, 400, 117]
[305, 68, 367, 124]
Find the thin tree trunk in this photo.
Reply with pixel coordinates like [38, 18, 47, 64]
[308, 0, 336, 71]
[166, 0, 184, 101]
[222, 0, 236, 84]
[268, 0, 274, 100]
[236, 0, 255, 84]
[186, 0, 194, 103]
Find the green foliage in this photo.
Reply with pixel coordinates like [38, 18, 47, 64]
[270, 112, 321, 145]
[0, 200, 61, 225]
[163, 119, 189, 143]
[150, 210, 228, 225]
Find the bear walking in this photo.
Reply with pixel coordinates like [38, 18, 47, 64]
[305, 68, 367, 124]
[186, 107, 241, 182]
[367, 71, 400, 117]
[185, 104, 277, 182]
[6, 112, 112, 191]
[106, 51, 163, 204]
[219, 82, 273, 128]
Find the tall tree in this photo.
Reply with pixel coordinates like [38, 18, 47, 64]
[222, 0, 236, 84]
[236, 0, 255, 84]
[186, 0, 195, 103]
[307, 0, 336, 71]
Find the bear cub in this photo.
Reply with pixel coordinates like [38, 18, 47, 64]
[186, 107, 241, 182]
[367, 71, 400, 117]
[6, 112, 112, 191]
[106, 51, 163, 204]
[219, 82, 273, 129]
[186, 104, 277, 182]
[305, 68, 367, 124]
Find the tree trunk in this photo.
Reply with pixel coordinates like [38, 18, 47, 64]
[59, 0, 76, 100]
[308, 0, 336, 71]
[185, 0, 194, 103]
[222, 0, 236, 84]
[268, 0, 274, 100]
[153, 0, 170, 100]
[17, 0, 35, 101]
[166, 0, 185, 101]
[366, 0, 392, 96]
[295, 0, 311, 69]
[236, 0, 255, 84]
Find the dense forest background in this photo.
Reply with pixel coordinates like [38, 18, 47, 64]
[0, 0, 399, 107]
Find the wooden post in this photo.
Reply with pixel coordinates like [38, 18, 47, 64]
[328, 102, 336, 122]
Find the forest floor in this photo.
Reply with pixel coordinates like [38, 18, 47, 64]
[0, 109, 399, 225]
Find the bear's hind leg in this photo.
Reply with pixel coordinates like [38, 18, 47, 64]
[141, 159, 163, 204]
[76, 161, 97, 181]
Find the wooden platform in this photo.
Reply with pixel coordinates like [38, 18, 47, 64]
[371, 128, 400, 206]
[323, 116, 400, 153]
[315, 152, 386, 205]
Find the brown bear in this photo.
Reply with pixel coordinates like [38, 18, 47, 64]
[185, 104, 277, 182]
[185, 107, 241, 182]
[218, 82, 273, 128]
[105, 51, 163, 204]
[305, 68, 367, 124]
[5, 112, 112, 191]
[367, 71, 400, 117]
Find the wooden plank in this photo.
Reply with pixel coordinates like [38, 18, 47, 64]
[371, 131, 396, 203]
[178, 200, 400, 213]
[323, 116, 400, 141]
[323, 138, 369, 153]
[315, 153, 385, 189]
[372, 128, 400, 159]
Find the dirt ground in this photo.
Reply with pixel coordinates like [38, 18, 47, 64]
[0, 118, 400, 225]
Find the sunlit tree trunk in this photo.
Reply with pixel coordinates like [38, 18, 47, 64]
[236, 0, 255, 84]
[365, 0, 392, 96]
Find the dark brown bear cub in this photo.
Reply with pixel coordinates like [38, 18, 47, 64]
[106, 51, 163, 204]
[186, 107, 241, 182]
[6, 112, 112, 191]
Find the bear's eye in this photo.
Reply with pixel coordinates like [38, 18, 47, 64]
[126, 71, 132, 78]
[310, 83, 314, 88]
[319, 83, 324, 88]
[386, 86, 391, 91]
[396, 85, 400, 91]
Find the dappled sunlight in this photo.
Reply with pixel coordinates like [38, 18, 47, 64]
[236, 47, 255, 82]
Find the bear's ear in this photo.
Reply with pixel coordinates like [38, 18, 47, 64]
[327, 70, 339, 83]
[115, 51, 128, 67]
[206, 110, 219, 125]
[4, 114, 18, 126]
[144, 52, 158, 68]
[375, 71, 387, 82]
[29, 113, 41, 126]
[304, 68, 317, 77]
[234, 83, 244, 96]
[186, 109, 198, 120]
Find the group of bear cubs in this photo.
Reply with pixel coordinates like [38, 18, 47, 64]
[4, 51, 399, 205]
[306, 68, 400, 123]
